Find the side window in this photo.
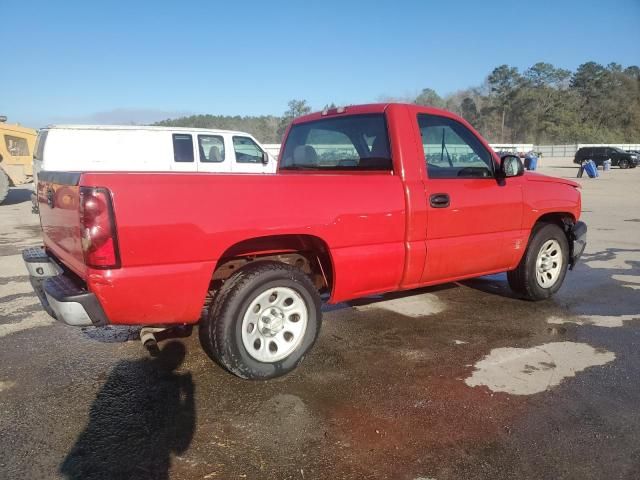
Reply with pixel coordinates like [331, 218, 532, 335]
[172, 134, 194, 162]
[198, 135, 225, 163]
[418, 114, 493, 178]
[233, 136, 264, 164]
[4, 135, 30, 156]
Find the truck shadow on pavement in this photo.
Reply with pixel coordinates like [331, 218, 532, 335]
[59, 341, 195, 480]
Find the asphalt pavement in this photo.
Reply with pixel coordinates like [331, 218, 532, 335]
[0, 164, 639, 480]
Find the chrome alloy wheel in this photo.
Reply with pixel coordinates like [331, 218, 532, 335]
[535, 239, 563, 288]
[241, 287, 308, 362]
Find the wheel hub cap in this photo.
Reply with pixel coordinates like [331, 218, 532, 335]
[535, 239, 563, 288]
[241, 287, 308, 363]
[259, 307, 285, 336]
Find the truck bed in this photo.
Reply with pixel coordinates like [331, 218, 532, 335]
[39, 170, 407, 323]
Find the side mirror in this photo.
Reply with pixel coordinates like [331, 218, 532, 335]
[261, 151, 270, 165]
[499, 155, 524, 178]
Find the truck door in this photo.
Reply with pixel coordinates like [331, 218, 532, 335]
[196, 134, 231, 172]
[417, 114, 524, 283]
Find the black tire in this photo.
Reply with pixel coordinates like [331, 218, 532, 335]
[507, 223, 569, 301]
[200, 261, 322, 380]
[0, 169, 9, 205]
[619, 159, 629, 169]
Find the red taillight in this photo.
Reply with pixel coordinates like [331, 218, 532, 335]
[79, 187, 120, 269]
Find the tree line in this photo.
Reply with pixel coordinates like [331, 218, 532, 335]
[156, 62, 640, 145]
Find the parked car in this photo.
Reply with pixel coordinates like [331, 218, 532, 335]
[24, 103, 587, 379]
[573, 146, 638, 169]
[0, 117, 37, 204]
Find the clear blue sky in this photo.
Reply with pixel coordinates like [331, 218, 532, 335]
[2, 0, 639, 127]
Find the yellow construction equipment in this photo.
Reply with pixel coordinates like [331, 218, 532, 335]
[0, 116, 37, 204]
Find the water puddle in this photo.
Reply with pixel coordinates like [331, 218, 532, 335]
[465, 342, 615, 395]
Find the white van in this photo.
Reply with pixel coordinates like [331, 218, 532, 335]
[32, 125, 277, 184]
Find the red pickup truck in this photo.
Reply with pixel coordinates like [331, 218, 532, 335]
[24, 103, 586, 379]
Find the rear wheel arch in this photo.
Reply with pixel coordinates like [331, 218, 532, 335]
[209, 234, 334, 298]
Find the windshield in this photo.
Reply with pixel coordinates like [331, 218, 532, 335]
[280, 114, 392, 171]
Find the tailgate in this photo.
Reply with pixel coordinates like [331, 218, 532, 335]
[37, 171, 87, 278]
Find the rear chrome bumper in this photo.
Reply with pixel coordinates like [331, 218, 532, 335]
[22, 247, 108, 327]
[569, 221, 587, 269]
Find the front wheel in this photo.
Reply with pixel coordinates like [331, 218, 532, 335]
[200, 261, 322, 379]
[619, 159, 629, 169]
[507, 223, 569, 301]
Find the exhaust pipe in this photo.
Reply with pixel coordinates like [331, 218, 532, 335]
[140, 325, 193, 355]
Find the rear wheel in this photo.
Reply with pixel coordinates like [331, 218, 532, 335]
[0, 169, 9, 205]
[200, 261, 322, 379]
[619, 159, 629, 169]
[507, 223, 569, 300]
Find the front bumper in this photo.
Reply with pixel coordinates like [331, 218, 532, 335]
[569, 221, 587, 269]
[22, 247, 108, 327]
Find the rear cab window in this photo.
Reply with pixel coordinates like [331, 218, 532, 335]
[172, 134, 194, 162]
[280, 114, 392, 171]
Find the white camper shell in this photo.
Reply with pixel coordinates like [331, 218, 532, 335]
[33, 125, 277, 183]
